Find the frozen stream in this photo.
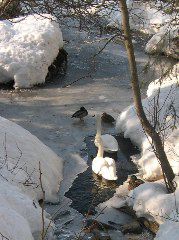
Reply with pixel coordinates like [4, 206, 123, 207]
[0, 23, 175, 239]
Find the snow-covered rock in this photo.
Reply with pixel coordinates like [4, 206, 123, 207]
[116, 63, 179, 180]
[0, 14, 63, 88]
[127, 181, 179, 240]
[0, 116, 63, 202]
[145, 24, 179, 59]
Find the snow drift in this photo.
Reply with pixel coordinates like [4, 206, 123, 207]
[90, 1, 178, 59]
[0, 179, 54, 240]
[90, 1, 171, 34]
[145, 24, 179, 59]
[0, 116, 63, 202]
[116, 63, 179, 180]
[0, 14, 63, 88]
[0, 116, 63, 239]
[113, 63, 179, 239]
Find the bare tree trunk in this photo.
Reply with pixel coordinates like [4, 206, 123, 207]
[118, 0, 175, 193]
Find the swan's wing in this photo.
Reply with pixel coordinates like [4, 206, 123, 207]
[100, 157, 118, 180]
[92, 157, 106, 175]
[101, 134, 119, 152]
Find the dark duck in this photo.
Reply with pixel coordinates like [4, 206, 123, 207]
[101, 112, 115, 124]
[128, 175, 144, 191]
[71, 107, 88, 120]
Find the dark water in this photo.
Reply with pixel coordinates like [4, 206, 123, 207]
[65, 135, 140, 214]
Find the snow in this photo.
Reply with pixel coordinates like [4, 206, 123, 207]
[0, 179, 54, 240]
[113, 63, 179, 239]
[145, 24, 179, 59]
[90, 1, 171, 34]
[116, 63, 179, 180]
[127, 182, 179, 240]
[91, 1, 178, 59]
[0, 116, 63, 239]
[155, 221, 179, 240]
[0, 116, 63, 202]
[0, 205, 33, 240]
[0, 14, 63, 89]
[127, 1, 171, 34]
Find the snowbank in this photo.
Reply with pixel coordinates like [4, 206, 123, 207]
[90, 1, 171, 34]
[0, 116, 63, 239]
[0, 14, 63, 88]
[0, 179, 54, 240]
[127, 181, 179, 240]
[0, 116, 63, 202]
[114, 63, 179, 239]
[91, 1, 178, 59]
[116, 63, 179, 180]
[127, 1, 171, 34]
[145, 24, 179, 59]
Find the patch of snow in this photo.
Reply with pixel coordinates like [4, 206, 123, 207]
[114, 62, 179, 239]
[0, 14, 63, 88]
[145, 24, 179, 59]
[127, 1, 171, 34]
[127, 181, 179, 240]
[0, 116, 64, 239]
[155, 221, 179, 240]
[0, 179, 54, 240]
[116, 63, 179, 180]
[0, 116, 63, 202]
[0, 205, 33, 240]
[91, 1, 172, 35]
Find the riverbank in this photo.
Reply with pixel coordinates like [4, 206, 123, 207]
[0, 19, 176, 239]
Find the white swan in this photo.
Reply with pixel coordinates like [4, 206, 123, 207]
[92, 134, 118, 180]
[92, 115, 118, 181]
[94, 115, 118, 153]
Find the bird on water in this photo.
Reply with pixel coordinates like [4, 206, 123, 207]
[101, 112, 115, 124]
[71, 107, 88, 120]
[127, 175, 144, 191]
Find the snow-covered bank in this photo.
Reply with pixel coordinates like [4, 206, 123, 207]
[100, 179, 179, 239]
[0, 116, 63, 239]
[0, 14, 63, 89]
[145, 24, 179, 59]
[91, 1, 178, 59]
[116, 63, 179, 180]
[0, 179, 54, 240]
[91, 1, 172, 34]
[113, 63, 179, 239]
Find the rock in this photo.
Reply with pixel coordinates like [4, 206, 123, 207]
[125, 233, 142, 240]
[84, 219, 116, 232]
[115, 206, 136, 218]
[53, 210, 71, 220]
[92, 229, 112, 240]
[139, 218, 159, 234]
[121, 221, 142, 235]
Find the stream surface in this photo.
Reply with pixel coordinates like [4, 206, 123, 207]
[66, 134, 139, 214]
[0, 21, 175, 239]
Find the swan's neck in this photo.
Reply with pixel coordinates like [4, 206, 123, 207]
[96, 114, 101, 136]
[97, 139, 104, 158]
[95, 114, 104, 158]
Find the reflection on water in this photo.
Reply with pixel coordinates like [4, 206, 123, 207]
[65, 134, 139, 214]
